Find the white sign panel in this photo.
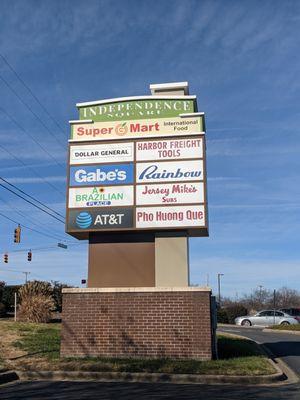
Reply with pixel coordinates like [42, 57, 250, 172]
[71, 116, 203, 141]
[136, 160, 204, 183]
[70, 142, 134, 165]
[136, 137, 203, 161]
[68, 186, 134, 208]
[136, 205, 206, 228]
[136, 182, 204, 205]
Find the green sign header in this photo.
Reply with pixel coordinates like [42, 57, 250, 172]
[78, 98, 195, 122]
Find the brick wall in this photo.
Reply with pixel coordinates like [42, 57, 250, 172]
[60, 288, 213, 360]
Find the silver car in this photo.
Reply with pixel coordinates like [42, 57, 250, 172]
[235, 310, 299, 327]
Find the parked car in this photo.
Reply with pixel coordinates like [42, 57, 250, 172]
[279, 308, 300, 323]
[235, 310, 299, 327]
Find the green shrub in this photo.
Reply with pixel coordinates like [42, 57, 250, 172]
[0, 302, 6, 317]
[18, 281, 55, 323]
[217, 308, 229, 323]
[225, 305, 248, 324]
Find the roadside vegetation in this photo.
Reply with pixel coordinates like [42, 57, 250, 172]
[217, 286, 300, 324]
[0, 321, 275, 376]
[266, 324, 300, 331]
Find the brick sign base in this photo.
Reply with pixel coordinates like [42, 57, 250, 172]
[60, 287, 214, 360]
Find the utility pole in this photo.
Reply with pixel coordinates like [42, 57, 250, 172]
[273, 289, 276, 325]
[217, 273, 224, 307]
[258, 285, 263, 306]
[22, 271, 30, 284]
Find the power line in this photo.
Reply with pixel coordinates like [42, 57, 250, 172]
[0, 182, 65, 224]
[0, 196, 65, 239]
[5, 242, 85, 254]
[0, 143, 65, 197]
[0, 69, 65, 149]
[0, 52, 67, 136]
[0, 106, 65, 170]
[0, 211, 64, 241]
[0, 177, 65, 219]
[8, 245, 64, 253]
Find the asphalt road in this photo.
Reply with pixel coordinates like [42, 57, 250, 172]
[218, 325, 300, 376]
[1, 380, 300, 400]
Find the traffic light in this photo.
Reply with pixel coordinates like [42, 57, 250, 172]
[4, 253, 8, 263]
[14, 225, 21, 243]
[27, 251, 32, 262]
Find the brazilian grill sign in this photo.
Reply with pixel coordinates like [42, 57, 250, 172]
[66, 95, 208, 239]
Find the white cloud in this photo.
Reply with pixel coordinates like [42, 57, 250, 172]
[7, 176, 66, 184]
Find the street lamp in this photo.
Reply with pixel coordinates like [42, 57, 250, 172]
[217, 273, 224, 307]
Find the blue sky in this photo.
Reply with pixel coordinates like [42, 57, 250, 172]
[0, 0, 299, 297]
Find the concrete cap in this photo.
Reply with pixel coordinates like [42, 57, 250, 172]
[149, 82, 189, 95]
[62, 286, 211, 293]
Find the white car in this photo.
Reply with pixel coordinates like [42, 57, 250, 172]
[235, 310, 299, 327]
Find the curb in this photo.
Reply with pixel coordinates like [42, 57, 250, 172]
[263, 329, 300, 336]
[16, 369, 285, 385]
[0, 371, 19, 385]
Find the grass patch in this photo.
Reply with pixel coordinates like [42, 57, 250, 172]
[0, 320, 275, 376]
[0, 320, 60, 360]
[266, 324, 300, 331]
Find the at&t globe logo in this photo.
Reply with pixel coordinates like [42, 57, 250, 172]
[76, 212, 92, 229]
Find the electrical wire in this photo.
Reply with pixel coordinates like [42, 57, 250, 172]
[0, 52, 67, 136]
[0, 106, 65, 170]
[0, 71, 65, 148]
[0, 177, 65, 219]
[6, 243, 85, 254]
[0, 144, 65, 197]
[0, 196, 65, 239]
[0, 211, 64, 240]
[0, 183, 65, 224]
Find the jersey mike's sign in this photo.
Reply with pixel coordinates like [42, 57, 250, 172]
[136, 182, 204, 205]
[70, 116, 204, 142]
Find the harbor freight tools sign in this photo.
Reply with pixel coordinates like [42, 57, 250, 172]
[78, 98, 196, 122]
[136, 137, 203, 160]
[66, 95, 208, 238]
[70, 116, 204, 142]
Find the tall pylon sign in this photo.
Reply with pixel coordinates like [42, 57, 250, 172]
[61, 83, 215, 361]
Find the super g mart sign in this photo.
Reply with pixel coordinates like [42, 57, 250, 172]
[66, 96, 208, 238]
[70, 115, 204, 142]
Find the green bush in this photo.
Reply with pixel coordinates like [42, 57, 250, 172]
[1, 285, 21, 313]
[0, 302, 6, 317]
[225, 305, 248, 324]
[217, 308, 229, 323]
[51, 281, 71, 312]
